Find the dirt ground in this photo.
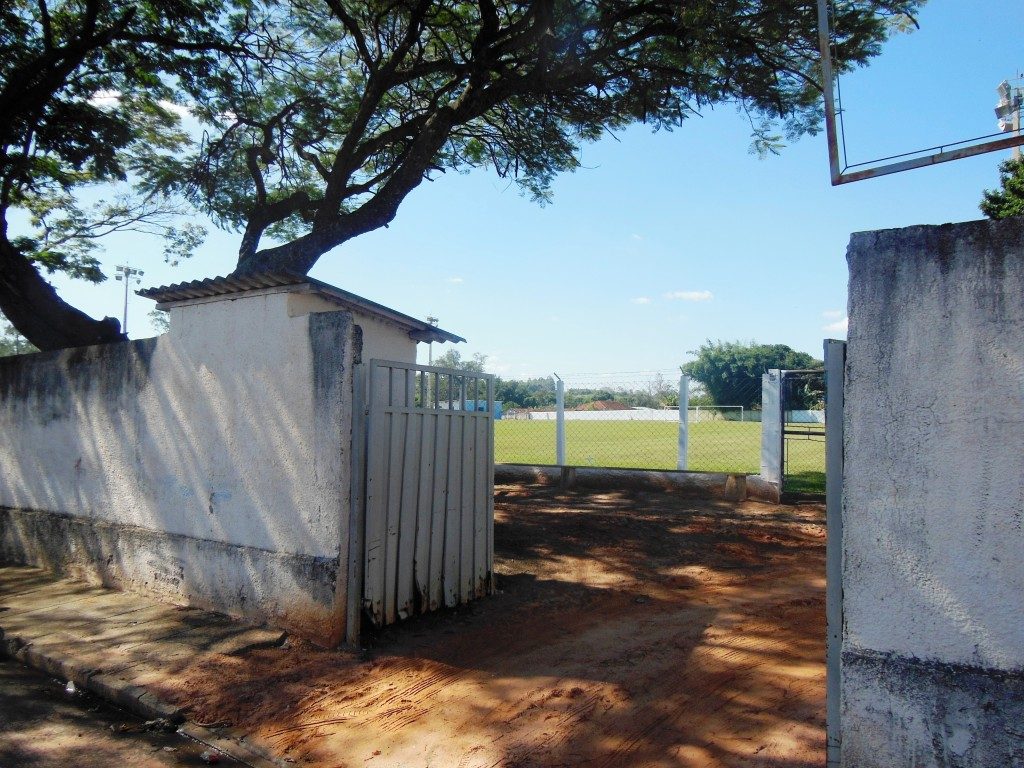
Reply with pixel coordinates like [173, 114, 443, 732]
[158, 484, 827, 768]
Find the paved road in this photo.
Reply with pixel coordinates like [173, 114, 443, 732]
[0, 659, 243, 768]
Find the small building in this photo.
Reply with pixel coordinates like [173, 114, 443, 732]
[0, 273, 495, 646]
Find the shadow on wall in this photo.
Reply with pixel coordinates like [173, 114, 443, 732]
[0, 293, 353, 641]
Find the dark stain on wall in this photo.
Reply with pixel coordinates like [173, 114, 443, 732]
[843, 648, 1024, 768]
[0, 338, 157, 425]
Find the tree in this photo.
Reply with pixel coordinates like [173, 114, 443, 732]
[681, 340, 819, 410]
[980, 157, 1024, 220]
[0, 0, 259, 349]
[148, 308, 171, 335]
[424, 347, 488, 402]
[3, 0, 921, 350]
[431, 348, 487, 372]
[495, 376, 556, 409]
[0, 317, 37, 356]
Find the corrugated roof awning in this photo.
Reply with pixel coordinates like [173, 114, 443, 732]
[138, 272, 464, 345]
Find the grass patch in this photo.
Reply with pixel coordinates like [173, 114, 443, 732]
[496, 420, 827, 488]
[495, 420, 770, 474]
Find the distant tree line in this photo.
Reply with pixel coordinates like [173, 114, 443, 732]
[433, 342, 821, 412]
[431, 349, 678, 411]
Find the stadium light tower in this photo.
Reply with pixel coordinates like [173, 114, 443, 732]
[114, 265, 144, 335]
[995, 78, 1023, 160]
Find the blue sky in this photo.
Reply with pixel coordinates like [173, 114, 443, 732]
[39, 1, 1022, 379]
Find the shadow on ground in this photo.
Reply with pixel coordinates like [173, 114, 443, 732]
[149, 484, 827, 768]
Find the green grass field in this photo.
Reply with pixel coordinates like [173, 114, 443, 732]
[495, 419, 825, 494]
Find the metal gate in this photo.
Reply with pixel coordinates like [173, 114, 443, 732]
[356, 359, 495, 629]
[780, 369, 827, 497]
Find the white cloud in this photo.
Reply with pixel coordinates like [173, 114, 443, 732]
[631, 296, 652, 305]
[664, 290, 713, 302]
[631, 233, 644, 241]
[158, 100, 192, 119]
[88, 89, 121, 108]
[822, 309, 845, 319]
[823, 316, 849, 334]
[445, 276, 464, 284]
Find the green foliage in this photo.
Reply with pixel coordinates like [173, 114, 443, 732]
[0, 0, 234, 318]
[431, 348, 488, 373]
[0, 318, 37, 356]
[148, 308, 171, 334]
[980, 157, 1024, 220]
[0, 0, 923, 348]
[682, 340, 820, 410]
[495, 375, 677, 411]
[145, 0, 923, 273]
[495, 377, 557, 409]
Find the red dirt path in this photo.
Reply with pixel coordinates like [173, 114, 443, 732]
[161, 484, 827, 768]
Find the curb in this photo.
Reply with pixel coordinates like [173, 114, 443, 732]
[0, 631, 184, 722]
[179, 723, 290, 768]
[0, 629, 289, 768]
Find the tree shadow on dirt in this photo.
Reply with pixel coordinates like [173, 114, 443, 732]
[149, 486, 827, 768]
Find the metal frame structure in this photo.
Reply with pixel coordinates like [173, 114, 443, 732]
[817, 0, 1024, 184]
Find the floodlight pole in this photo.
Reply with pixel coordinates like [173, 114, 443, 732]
[114, 265, 144, 336]
[996, 79, 1023, 160]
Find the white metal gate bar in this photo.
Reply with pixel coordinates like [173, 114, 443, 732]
[824, 339, 846, 767]
[363, 359, 494, 627]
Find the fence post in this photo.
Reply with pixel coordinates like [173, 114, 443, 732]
[555, 375, 566, 465]
[677, 375, 689, 470]
[760, 369, 783, 501]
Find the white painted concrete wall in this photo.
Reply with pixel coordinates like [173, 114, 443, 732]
[0, 289, 356, 642]
[785, 410, 824, 424]
[842, 218, 1024, 767]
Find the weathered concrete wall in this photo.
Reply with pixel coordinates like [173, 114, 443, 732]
[0, 291, 355, 643]
[843, 217, 1024, 767]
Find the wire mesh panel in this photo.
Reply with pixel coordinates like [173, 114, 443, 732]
[362, 360, 494, 628]
[494, 372, 765, 475]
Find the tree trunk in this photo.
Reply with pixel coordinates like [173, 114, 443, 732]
[0, 237, 124, 351]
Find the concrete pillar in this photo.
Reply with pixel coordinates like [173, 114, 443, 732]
[760, 369, 782, 497]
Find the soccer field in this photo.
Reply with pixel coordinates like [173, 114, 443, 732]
[494, 419, 825, 492]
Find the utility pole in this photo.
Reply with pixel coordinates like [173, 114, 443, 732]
[996, 77, 1023, 160]
[114, 265, 144, 336]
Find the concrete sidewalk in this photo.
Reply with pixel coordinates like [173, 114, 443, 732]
[0, 566, 288, 767]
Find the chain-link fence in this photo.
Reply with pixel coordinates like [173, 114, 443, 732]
[494, 371, 765, 474]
